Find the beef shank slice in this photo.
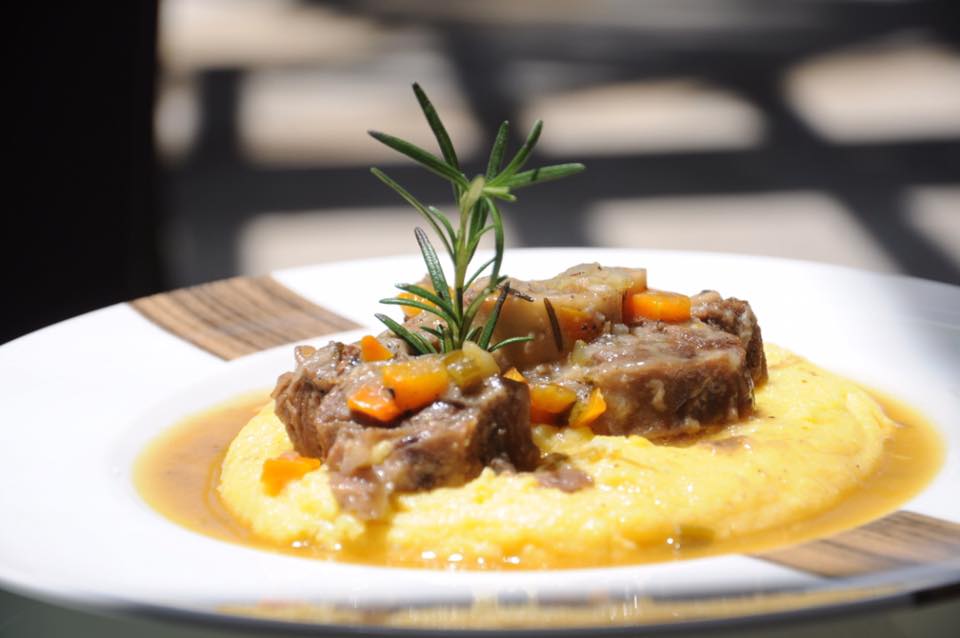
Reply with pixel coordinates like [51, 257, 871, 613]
[273, 348, 538, 520]
[522, 292, 766, 439]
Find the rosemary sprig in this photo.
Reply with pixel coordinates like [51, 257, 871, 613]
[370, 83, 584, 354]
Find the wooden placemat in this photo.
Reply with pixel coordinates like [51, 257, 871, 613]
[757, 511, 960, 577]
[130, 275, 360, 360]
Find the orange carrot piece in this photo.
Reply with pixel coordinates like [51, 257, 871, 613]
[382, 358, 449, 412]
[503, 367, 527, 383]
[529, 383, 577, 424]
[623, 290, 691, 323]
[618, 278, 648, 323]
[530, 383, 577, 412]
[397, 291, 424, 318]
[348, 382, 402, 422]
[261, 454, 322, 496]
[569, 388, 607, 428]
[360, 335, 394, 362]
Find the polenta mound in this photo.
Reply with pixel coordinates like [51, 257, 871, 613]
[218, 344, 896, 569]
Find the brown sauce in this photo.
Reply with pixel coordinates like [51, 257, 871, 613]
[134, 388, 944, 569]
[134, 391, 269, 548]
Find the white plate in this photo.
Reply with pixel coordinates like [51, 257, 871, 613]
[1, 248, 958, 633]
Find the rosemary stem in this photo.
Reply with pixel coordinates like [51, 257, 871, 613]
[371, 83, 582, 354]
[454, 206, 469, 344]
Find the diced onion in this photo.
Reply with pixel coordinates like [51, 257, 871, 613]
[444, 341, 500, 389]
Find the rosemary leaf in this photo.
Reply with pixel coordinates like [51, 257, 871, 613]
[495, 119, 543, 180]
[486, 120, 510, 179]
[421, 336, 440, 354]
[467, 201, 485, 255]
[440, 325, 455, 352]
[379, 297, 456, 326]
[420, 325, 443, 339]
[414, 227, 451, 304]
[507, 287, 534, 302]
[412, 83, 460, 171]
[543, 297, 564, 353]
[477, 283, 512, 350]
[393, 283, 454, 314]
[459, 176, 486, 218]
[413, 82, 462, 202]
[490, 335, 534, 352]
[466, 325, 482, 343]
[482, 185, 517, 203]
[426, 206, 457, 247]
[465, 255, 497, 289]
[502, 163, 586, 189]
[486, 198, 506, 284]
[466, 225, 495, 260]
[368, 130, 468, 188]
[375, 313, 433, 354]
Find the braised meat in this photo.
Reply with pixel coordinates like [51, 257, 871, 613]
[270, 267, 767, 516]
[272, 345, 538, 519]
[521, 292, 766, 439]
[273, 341, 363, 456]
[691, 291, 767, 387]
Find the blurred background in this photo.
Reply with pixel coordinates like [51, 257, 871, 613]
[9, 0, 960, 344]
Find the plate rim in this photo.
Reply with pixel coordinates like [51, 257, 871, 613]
[1, 248, 958, 632]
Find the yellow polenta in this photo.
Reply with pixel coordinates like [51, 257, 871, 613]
[218, 345, 895, 568]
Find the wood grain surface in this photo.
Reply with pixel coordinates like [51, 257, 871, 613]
[130, 275, 360, 360]
[757, 511, 960, 577]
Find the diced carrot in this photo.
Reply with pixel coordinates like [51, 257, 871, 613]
[529, 383, 577, 424]
[569, 388, 607, 428]
[503, 367, 526, 383]
[616, 277, 648, 323]
[530, 383, 577, 412]
[623, 290, 691, 323]
[554, 305, 602, 344]
[360, 335, 394, 362]
[261, 454, 322, 496]
[382, 357, 449, 412]
[348, 382, 402, 422]
[397, 291, 424, 318]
